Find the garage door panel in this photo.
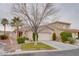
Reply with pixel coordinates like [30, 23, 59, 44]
[38, 33, 52, 40]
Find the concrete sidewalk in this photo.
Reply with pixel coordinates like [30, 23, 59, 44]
[40, 40, 79, 50]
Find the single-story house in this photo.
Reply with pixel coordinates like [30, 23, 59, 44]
[0, 21, 79, 52]
[16, 21, 73, 41]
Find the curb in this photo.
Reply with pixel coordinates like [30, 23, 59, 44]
[3, 49, 58, 56]
[2, 47, 79, 56]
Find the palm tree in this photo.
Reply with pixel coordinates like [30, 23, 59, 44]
[1, 18, 8, 35]
[10, 17, 23, 38]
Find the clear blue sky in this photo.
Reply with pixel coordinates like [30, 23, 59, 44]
[0, 3, 79, 31]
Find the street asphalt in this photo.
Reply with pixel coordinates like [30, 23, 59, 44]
[4, 48, 79, 56]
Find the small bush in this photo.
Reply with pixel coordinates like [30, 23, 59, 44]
[69, 39, 75, 44]
[0, 35, 8, 40]
[61, 36, 67, 42]
[23, 36, 29, 41]
[52, 32, 56, 41]
[26, 37, 29, 40]
[17, 37, 26, 44]
[76, 37, 79, 39]
[60, 32, 72, 42]
[68, 37, 76, 44]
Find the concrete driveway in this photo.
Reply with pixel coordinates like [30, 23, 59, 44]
[40, 40, 79, 50]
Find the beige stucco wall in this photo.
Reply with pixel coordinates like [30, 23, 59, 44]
[52, 22, 70, 29]
[72, 33, 78, 38]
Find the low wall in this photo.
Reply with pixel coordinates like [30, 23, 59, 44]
[0, 39, 11, 45]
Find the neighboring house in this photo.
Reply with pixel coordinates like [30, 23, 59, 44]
[0, 31, 13, 45]
[0, 30, 18, 51]
[0, 30, 17, 45]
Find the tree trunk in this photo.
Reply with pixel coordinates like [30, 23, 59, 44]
[4, 25, 6, 35]
[34, 32, 38, 46]
[34, 35, 38, 45]
[16, 27, 19, 38]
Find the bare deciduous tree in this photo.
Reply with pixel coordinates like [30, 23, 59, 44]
[12, 3, 58, 45]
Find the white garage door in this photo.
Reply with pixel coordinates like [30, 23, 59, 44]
[38, 33, 52, 41]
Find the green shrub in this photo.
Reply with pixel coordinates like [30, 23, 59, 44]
[17, 37, 26, 44]
[0, 35, 8, 40]
[69, 39, 75, 44]
[52, 32, 56, 41]
[68, 37, 76, 44]
[26, 37, 29, 40]
[23, 36, 29, 40]
[32, 32, 38, 41]
[60, 32, 72, 42]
